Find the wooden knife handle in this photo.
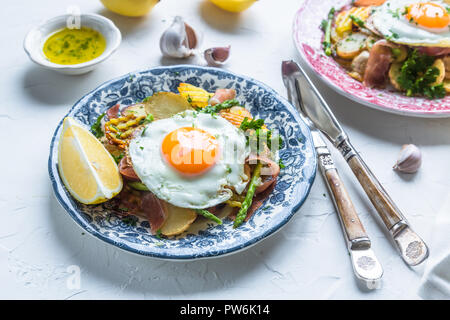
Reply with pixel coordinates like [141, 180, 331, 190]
[345, 149, 404, 230]
[323, 166, 368, 242]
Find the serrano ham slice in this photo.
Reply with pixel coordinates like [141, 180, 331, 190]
[364, 40, 397, 88]
[246, 154, 280, 194]
[141, 193, 168, 234]
[118, 156, 140, 181]
[114, 189, 168, 234]
[416, 47, 450, 57]
[209, 89, 236, 105]
[106, 104, 120, 119]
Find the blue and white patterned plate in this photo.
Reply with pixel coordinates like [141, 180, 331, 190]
[48, 65, 316, 260]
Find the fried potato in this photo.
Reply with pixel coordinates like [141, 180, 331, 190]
[178, 83, 213, 108]
[336, 33, 368, 60]
[432, 59, 445, 86]
[160, 204, 197, 237]
[444, 79, 450, 93]
[143, 92, 193, 120]
[391, 46, 408, 63]
[121, 103, 147, 117]
[389, 62, 403, 91]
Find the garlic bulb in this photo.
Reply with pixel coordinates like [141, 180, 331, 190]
[393, 144, 422, 173]
[160, 16, 201, 58]
[204, 46, 231, 66]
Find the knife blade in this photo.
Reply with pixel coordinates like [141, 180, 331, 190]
[284, 60, 428, 266]
[282, 60, 383, 289]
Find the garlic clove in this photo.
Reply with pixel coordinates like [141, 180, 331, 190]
[204, 46, 231, 66]
[160, 16, 201, 58]
[393, 144, 422, 174]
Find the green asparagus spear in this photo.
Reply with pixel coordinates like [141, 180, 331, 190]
[322, 7, 336, 56]
[233, 161, 263, 228]
[127, 181, 149, 191]
[197, 99, 240, 114]
[195, 209, 223, 225]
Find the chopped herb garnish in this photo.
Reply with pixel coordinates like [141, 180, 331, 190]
[139, 113, 154, 125]
[141, 126, 148, 136]
[121, 216, 136, 226]
[396, 49, 446, 99]
[349, 15, 365, 28]
[112, 153, 124, 164]
[240, 117, 265, 131]
[91, 113, 105, 138]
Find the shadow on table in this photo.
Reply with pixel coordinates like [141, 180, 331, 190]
[21, 66, 97, 106]
[197, 0, 245, 34]
[48, 185, 286, 297]
[95, 8, 153, 39]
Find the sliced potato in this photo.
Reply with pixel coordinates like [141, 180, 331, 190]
[389, 62, 403, 91]
[443, 56, 450, 80]
[432, 59, 445, 86]
[365, 36, 378, 51]
[143, 92, 193, 121]
[330, 28, 340, 44]
[159, 204, 197, 237]
[336, 33, 368, 60]
[122, 103, 147, 117]
[444, 79, 450, 93]
[348, 71, 363, 82]
[391, 46, 408, 63]
[351, 50, 370, 77]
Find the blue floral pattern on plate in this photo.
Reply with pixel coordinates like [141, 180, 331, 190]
[48, 65, 316, 260]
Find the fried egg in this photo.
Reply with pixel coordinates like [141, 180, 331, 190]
[128, 110, 250, 209]
[371, 0, 450, 46]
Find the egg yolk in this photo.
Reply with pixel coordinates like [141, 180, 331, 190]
[406, 2, 450, 29]
[161, 127, 219, 176]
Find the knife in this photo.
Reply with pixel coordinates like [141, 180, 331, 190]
[282, 60, 429, 266]
[282, 61, 383, 289]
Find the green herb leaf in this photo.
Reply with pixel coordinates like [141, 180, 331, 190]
[349, 15, 365, 28]
[91, 113, 105, 138]
[112, 153, 124, 164]
[139, 113, 154, 125]
[397, 49, 446, 99]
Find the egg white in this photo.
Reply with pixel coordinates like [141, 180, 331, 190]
[371, 0, 450, 47]
[128, 110, 250, 209]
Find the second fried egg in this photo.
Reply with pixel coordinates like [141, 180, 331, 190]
[371, 0, 450, 47]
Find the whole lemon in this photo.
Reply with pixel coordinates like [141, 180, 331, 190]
[209, 0, 257, 13]
[100, 0, 159, 17]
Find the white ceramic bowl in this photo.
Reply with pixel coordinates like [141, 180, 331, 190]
[24, 14, 121, 75]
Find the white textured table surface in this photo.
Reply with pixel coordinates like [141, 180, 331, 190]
[1, 0, 450, 300]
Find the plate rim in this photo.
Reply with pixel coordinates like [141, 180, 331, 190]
[293, 0, 450, 119]
[48, 64, 317, 260]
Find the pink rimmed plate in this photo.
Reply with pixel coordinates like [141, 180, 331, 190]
[293, 0, 450, 118]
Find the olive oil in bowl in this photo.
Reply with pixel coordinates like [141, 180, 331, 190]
[43, 27, 106, 65]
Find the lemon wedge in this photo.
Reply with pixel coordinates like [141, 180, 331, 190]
[209, 0, 257, 13]
[58, 117, 123, 204]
